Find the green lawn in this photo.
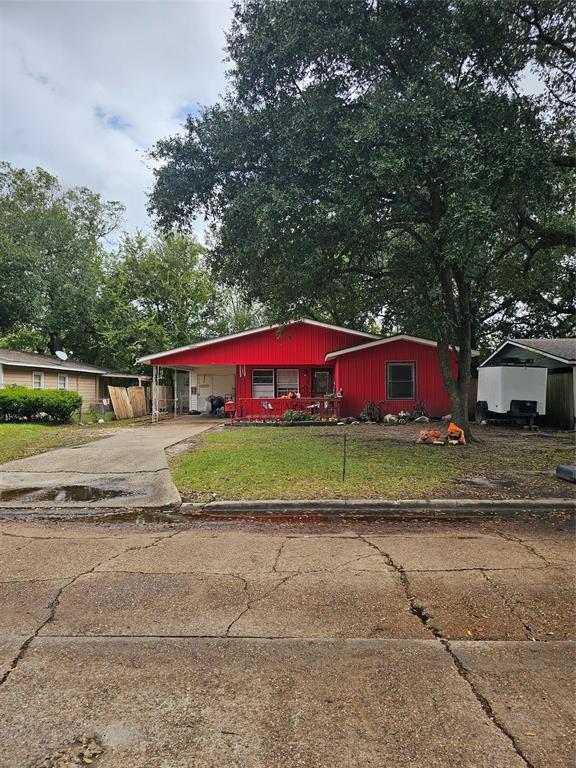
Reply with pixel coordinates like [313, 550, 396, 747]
[0, 419, 147, 464]
[171, 425, 575, 501]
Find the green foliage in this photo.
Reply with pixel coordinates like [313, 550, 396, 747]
[0, 162, 124, 358]
[95, 231, 265, 371]
[170, 425, 574, 501]
[359, 401, 384, 423]
[283, 408, 321, 423]
[0, 161, 263, 371]
[150, 0, 575, 432]
[0, 386, 82, 423]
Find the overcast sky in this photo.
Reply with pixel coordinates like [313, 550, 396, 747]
[0, 0, 233, 237]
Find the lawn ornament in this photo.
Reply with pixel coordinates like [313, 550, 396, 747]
[447, 422, 466, 445]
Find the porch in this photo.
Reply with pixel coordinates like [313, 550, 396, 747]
[234, 396, 341, 421]
[150, 362, 339, 421]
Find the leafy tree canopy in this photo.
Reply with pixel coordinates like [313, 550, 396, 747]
[0, 162, 124, 357]
[150, 0, 575, 432]
[95, 232, 264, 371]
[0, 163, 264, 371]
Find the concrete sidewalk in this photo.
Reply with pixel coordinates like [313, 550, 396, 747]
[0, 417, 215, 508]
[0, 517, 573, 767]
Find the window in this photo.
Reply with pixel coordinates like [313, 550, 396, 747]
[276, 369, 299, 397]
[387, 362, 415, 400]
[313, 369, 332, 396]
[57, 373, 68, 390]
[32, 371, 44, 390]
[252, 369, 275, 398]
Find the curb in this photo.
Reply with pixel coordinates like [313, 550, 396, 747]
[180, 497, 575, 517]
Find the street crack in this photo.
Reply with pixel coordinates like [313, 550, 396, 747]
[356, 534, 536, 767]
[0, 530, 180, 689]
[446, 643, 536, 768]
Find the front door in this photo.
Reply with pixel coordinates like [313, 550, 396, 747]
[197, 374, 212, 412]
[175, 371, 190, 412]
[313, 369, 333, 396]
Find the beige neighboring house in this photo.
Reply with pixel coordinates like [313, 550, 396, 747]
[0, 348, 149, 408]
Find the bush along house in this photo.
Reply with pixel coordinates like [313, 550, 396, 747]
[137, 320, 462, 422]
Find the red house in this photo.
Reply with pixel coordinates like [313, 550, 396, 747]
[138, 320, 459, 420]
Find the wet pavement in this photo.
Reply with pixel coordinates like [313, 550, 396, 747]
[0, 417, 215, 509]
[0, 515, 574, 767]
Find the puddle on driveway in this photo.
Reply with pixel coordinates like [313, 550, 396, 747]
[0, 485, 135, 502]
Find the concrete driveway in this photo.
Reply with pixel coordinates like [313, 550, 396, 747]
[0, 516, 573, 767]
[0, 417, 214, 509]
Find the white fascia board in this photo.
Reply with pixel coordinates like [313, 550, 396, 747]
[480, 340, 572, 367]
[0, 359, 105, 375]
[299, 319, 380, 339]
[0, 359, 146, 378]
[136, 320, 380, 364]
[325, 334, 479, 361]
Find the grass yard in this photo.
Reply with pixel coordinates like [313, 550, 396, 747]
[0, 417, 149, 464]
[171, 424, 576, 501]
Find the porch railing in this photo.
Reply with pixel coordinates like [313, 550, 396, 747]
[235, 397, 341, 420]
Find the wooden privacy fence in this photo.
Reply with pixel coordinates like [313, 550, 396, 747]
[108, 385, 149, 420]
[128, 386, 147, 417]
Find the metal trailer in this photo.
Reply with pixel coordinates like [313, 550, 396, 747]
[475, 366, 548, 426]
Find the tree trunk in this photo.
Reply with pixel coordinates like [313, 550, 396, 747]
[436, 337, 472, 439]
[427, 188, 475, 441]
[434, 264, 475, 442]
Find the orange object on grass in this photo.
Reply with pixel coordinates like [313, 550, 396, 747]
[447, 422, 466, 444]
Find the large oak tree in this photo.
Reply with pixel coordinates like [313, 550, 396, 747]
[150, 0, 575, 434]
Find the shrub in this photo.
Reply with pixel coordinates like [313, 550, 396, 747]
[0, 386, 82, 423]
[359, 400, 384, 422]
[284, 408, 320, 423]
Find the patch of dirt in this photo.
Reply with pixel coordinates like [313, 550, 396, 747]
[165, 438, 201, 458]
[33, 733, 103, 767]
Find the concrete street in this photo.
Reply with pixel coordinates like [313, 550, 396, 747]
[0, 515, 573, 767]
[0, 418, 214, 509]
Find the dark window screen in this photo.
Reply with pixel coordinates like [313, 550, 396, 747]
[387, 363, 415, 399]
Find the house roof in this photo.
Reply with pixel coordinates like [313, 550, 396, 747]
[0, 348, 149, 379]
[324, 334, 479, 360]
[510, 338, 576, 364]
[136, 320, 380, 364]
[481, 338, 576, 367]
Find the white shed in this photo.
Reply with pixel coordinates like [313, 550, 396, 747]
[480, 338, 576, 428]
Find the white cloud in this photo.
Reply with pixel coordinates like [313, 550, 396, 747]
[0, 0, 233, 238]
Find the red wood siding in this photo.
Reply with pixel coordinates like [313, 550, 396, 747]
[334, 340, 457, 418]
[151, 323, 370, 367]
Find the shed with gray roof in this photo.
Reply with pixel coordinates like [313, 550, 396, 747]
[480, 338, 575, 427]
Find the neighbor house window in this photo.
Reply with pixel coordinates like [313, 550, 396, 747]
[276, 369, 299, 397]
[387, 362, 415, 400]
[252, 369, 275, 398]
[57, 373, 68, 390]
[32, 371, 44, 390]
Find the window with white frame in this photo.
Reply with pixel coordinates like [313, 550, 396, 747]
[57, 373, 68, 390]
[252, 369, 275, 398]
[32, 371, 44, 390]
[276, 369, 299, 397]
[387, 362, 415, 399]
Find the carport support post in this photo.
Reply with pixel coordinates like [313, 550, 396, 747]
[151, 365, 158, 423]
[174, 368, 177, 418]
